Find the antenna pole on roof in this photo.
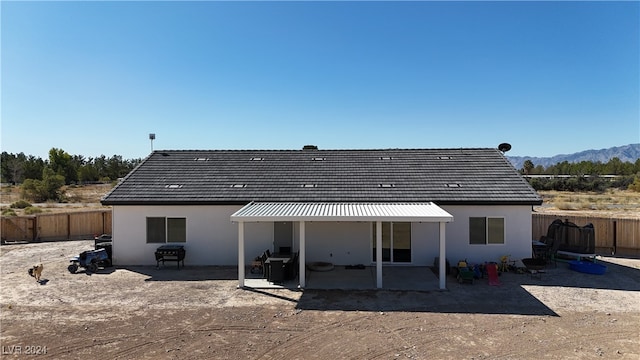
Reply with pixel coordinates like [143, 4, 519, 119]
[149, 133, 156, 152]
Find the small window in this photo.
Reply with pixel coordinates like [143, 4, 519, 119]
[231, 184, 246, 188]
[165, 184, 183, 189]
[147, 217, 186, 243]
[380, 156, 393, 160]
[445, 183, 461, 188]
[250, 157, 264, 161]
[194, 157, 209, 161]
[147, 217, 166, 243]
[469, 217, 505, 245]
[301, 184, 316, 188]
[378, 184, 395, 188]
[167, 218, 186, 243]
[312, 157, 325, 161]
[437, 156, 452, 160]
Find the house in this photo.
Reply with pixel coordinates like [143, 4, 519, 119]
[101, 146, 542, 289]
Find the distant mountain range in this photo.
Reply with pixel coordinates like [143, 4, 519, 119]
[507, 144, 640, 170]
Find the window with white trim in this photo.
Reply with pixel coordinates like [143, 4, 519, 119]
[469, 217, 505, 245]
[147, 217, 186, 243]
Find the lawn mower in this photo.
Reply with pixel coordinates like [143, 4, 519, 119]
[68, 248, 110, 274]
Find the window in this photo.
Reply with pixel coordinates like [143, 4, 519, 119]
[147, 217, 186, 243]
[469, 217, 505, 245]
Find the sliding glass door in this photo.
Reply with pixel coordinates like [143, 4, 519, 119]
[372, 222, 411, 263]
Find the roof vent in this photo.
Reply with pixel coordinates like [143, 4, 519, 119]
[378, 184, 395, 188]
[445, 183, 461, 188]
[165, 184, 183, 189]
[303, 145, 318, 150]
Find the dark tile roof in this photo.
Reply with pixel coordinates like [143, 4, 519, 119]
[101, 148, 542, 206]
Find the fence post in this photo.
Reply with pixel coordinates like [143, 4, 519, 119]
[32, 216, 37, 242]
[613, 220, 617, 255]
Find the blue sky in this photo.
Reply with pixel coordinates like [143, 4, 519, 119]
[2, 1, 639, 161]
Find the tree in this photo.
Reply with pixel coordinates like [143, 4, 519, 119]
[628, 176, 640, 192]
[20, 167, 65, 202]
[522, 160, 534, 175]
[48, 147, 78, 184]
[23, 155, 46, 181]
[1, 152, 23, 184]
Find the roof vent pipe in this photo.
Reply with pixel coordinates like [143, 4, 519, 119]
[302, 145, 318, 150]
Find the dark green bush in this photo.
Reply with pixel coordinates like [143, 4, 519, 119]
[9, 200, 32, 209]
[2, 209, 17, 216]
[23, 206, 43, 215]
[628, 176, 640, 192]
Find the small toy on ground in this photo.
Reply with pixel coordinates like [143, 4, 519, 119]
[569, 260, 607, 275]
[456, 260, 474, 284]
[486, 263, 501, 286]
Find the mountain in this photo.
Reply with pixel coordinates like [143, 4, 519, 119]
[507, 144, 640, 170]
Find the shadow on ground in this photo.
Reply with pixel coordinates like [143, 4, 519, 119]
[119, 257, 639, 316]
[124, 265, 238, 281]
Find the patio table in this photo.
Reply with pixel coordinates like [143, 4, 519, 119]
[265, 255, 293, 282]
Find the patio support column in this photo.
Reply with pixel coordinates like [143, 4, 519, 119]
[299, 221, 306, 288]
[439, 221, 446, 290]
[376, 220, 383, 288]
[238, 221, 245, 288]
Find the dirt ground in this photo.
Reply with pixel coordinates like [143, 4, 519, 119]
[1, 241, 639, 359]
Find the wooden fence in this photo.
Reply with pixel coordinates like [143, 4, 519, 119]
[1, 210, 112, 242]
[533, 214, 640, 257]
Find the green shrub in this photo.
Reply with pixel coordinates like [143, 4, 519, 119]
[2, 209, 17, 216]
[23, 206, 43, 215]
[9, 200, 32, 209]
[628, 176, 640, 192]
[21, 168, 65, 202]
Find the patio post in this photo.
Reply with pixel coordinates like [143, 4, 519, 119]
[238, 221, 245, 288]
[299, 220, 306, 288]
[376, 220, 382, 288]
[439, 221, 446, 290]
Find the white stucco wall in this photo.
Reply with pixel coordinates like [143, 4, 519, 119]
[303, 222, 372, 265]
[112, 205, 270, 266]
[438, 205, 534, 264]
[111, 204, 533, 267]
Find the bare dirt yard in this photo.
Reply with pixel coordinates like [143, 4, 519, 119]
[1, 240, 639, 359]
